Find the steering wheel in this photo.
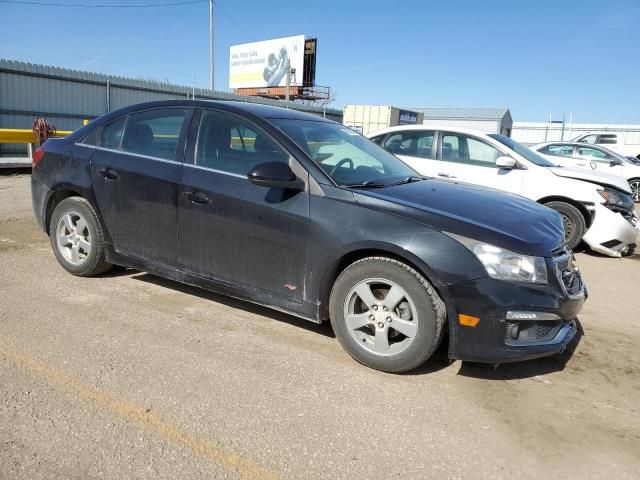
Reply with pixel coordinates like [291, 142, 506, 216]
[330, 158, 354, 177]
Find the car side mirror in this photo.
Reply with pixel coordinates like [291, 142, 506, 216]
[496, 156, 517, 169]
[610, 158, 623, 167]
[248, 162, 303, 190]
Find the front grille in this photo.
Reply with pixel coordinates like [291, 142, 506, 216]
[601, 239, 623, 249]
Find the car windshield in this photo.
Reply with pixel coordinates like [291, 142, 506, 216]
[270, 119, 418, 186]
[488, 134, 557, 167]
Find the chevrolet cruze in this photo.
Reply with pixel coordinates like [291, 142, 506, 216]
[31, 101, 585, 372]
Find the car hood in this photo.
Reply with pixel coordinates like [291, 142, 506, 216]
[353, 179, 564, 257]
[548, 166, 631, 193]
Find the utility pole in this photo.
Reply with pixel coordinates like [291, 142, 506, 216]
[209, 0, 214, 91]
[285, 58, 291, 102]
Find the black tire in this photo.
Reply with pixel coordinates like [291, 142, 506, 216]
[329, 257, 446, 373]
[49, 196, 112, 277]
[628, 178, 640, 203]
[544, 201, 586, 251]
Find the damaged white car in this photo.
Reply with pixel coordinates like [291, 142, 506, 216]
[369, 126, 639, 257]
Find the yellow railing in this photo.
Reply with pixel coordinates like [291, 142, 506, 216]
[0, 129, 73, 144]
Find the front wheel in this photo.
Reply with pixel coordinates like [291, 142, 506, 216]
[544, 201, 586, 251]
[329, 257, 446, 373]
[628, 178, 640, 203]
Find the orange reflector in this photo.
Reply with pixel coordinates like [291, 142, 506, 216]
[458, 314, 480, 327]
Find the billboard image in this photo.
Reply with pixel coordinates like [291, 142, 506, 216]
[229, 35, 305, 89]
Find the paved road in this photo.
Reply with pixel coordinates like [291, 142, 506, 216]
[1, 174, 639, 479]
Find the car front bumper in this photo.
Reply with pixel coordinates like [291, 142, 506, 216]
[582, 202, 639, 257]
[446, 253, 586, 363]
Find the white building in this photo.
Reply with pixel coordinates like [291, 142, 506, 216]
[512, 122, 640, 145]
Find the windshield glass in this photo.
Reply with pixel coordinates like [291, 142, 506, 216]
[270, 119, 417, 186]
[488, 134, 557, 167]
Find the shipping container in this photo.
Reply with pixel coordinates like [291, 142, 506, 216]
[342, 105, 424, 135]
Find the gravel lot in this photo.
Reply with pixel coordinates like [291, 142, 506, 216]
[1, 173, 639, 479]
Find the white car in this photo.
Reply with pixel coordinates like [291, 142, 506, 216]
[531, 141, 640, 203]
[368, 125, 639, 257]
[572, 132, 640, 159]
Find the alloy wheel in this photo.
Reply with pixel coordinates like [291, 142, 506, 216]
[55, 211, 92, 265]
[343, 278, 419, 356]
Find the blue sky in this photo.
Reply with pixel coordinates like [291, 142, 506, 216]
[1, 0, 639, 123]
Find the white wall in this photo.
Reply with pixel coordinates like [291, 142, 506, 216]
[512, 122, 640, 145]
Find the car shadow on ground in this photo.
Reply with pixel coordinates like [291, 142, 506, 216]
[456, 319, 584, 381]
[129, 272, 336, 338]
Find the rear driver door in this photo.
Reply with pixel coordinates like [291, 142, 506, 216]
[90, 107, 190, 267]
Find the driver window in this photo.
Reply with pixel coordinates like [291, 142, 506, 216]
[441, 133, 501, 167]
[196, 110, 288, 175]
[577, 146, 613, 163]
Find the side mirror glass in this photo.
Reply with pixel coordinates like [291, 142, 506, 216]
[496, 156, 517, 169]
[248, 162, 303, 190]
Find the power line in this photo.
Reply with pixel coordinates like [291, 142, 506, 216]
[0, 0, 206, 7]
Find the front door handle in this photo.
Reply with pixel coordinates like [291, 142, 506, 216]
[97, 167, 119, 180]
[184, 191, 210, 205]
[438, 172, 455, 178]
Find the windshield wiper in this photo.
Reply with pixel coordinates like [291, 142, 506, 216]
[343, 181, 388, 189]
[385, 176, 425, 187]
[343, 176, 425, 189]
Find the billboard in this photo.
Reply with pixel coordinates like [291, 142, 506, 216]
[229, 35, 305, 89]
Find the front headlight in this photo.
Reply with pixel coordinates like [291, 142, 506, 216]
[597, 187, 634, 211]
[448, 233, 548, 284]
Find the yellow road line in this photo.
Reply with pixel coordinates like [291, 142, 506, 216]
[0, 346, 280, 480]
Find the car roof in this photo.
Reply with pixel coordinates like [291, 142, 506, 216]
[533, 141, 604, 147]
[107, 99, 335, 123]
[367, 124, 496, 137]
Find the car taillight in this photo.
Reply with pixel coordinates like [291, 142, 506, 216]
[32, 147, 45, 168]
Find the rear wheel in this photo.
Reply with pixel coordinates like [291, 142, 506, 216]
[329, 257, 446, 373]
[49, 197, 112, 276]
[628, 178, 640, 203]
[544, 201, 586, 250]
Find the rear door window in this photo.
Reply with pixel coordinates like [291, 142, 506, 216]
[121, 109, 187, 161]
[539, 144, 574, 157]
[382, 130, 434, 158]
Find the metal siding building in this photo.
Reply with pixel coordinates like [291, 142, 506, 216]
[411, 107, 513, 135]
[0, 59, 342, 155]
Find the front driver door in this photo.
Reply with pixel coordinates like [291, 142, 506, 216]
[90, 107, 189, 267]
[434, 132, 524, 195]
[575, 145, 624, 175]
[178, 109, 310, 304]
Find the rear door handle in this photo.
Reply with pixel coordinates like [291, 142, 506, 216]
[97, 167, 119, 180]
[184, 191, 210, 205]
[437, 172, 455, 178]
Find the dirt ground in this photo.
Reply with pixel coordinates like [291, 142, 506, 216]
[1, 173, 639, 479]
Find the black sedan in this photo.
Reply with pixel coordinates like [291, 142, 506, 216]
[31, 100, 585, 372]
